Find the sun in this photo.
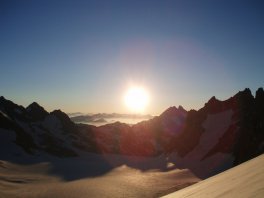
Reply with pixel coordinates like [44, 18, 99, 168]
[124, 87, 149, 113]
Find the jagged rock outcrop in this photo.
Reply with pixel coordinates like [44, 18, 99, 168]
[26, 102, 49, 121]
[0, 98, 78, 157]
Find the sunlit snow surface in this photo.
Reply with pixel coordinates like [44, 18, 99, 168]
[0, 153, 200, 198]
[163, 154, 264, 198]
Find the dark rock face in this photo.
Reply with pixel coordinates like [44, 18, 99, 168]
[168, 88, 264, 168]
[232, 88, 264, 165]
[0, 96, 29, 121]
[172, 109, 206, 157]
[0, 97, 78, 157]
[26, 102, 49, 121]
[50, 110, 78, 134]
[0, 112, 37, 154]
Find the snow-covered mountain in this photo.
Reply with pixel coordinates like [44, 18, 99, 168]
[0, 88, 263, 178]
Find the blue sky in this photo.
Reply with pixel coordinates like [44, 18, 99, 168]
[0, 0, 263, 115]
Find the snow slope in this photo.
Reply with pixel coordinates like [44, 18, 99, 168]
[162, 154, 264, 198]
[0, 154, 200, 198]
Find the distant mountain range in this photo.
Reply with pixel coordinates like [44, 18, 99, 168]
[69, 113, 153, 125]
[0, 87, 263, 178]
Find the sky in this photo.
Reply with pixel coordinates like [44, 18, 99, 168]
[0, 0, 264, 115]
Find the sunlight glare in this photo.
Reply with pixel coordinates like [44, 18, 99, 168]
[124, 87, 149, 113]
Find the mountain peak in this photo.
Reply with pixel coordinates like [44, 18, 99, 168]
[208, 96, 218, 103]
[0, 96, 7, 106]
[204, 96, 220, 109]
[256, 87, 264, 98]
[0, 96, 25, 116]
[233, 88, 254, 103]
[27, 102, 42, 110]
[238, 88, 253, 97]
[51, 109, 72, 124]
[0, 96, 11, 105]
[178, 105, 186, 112]
[26, 102, 48, 121]
[161, 106, 186, 117]
[161, 106, 177, 115]
[256, 87, 264, 106]
[51, 109, 77, 133]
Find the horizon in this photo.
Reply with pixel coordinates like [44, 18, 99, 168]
[1, 86, 262, 117]
[1, 1, 264, 115]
